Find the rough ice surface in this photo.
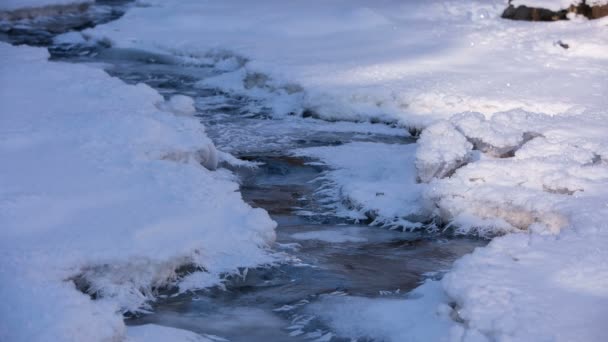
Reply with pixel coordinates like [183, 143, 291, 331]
[0, 43, 276, 342]
[294, 142, 426, 229]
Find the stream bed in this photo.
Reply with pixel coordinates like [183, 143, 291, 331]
[1, 7, 487, 341]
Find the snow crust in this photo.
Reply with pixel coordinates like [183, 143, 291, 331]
[85, 0, 607, 127]
[0, 43, 275, 342]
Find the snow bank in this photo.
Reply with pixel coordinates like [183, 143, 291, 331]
[421, 110, 608, 235]
[294, 110, 608, 340]
[0, 43, 276, 342]
[412, 108, 608, 339]
[294, 142, 427, 229]
[84, 0, 607, 127]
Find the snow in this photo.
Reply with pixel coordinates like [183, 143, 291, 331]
[443, 230, 608, 341]
[415, 121, 473, 183]
[293, 111, 608, 341]
[0, 0, 91, 12]
[84, 0, 607, 128]
[3, 0, 608, 340]
[419, 108, 608, 339]
[159, 94, 197, 117]
[294, 142, 426, 229]
[423, 110, 608, 235]
[0, 43, 276, 342]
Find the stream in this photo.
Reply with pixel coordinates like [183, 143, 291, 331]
[1, 4, 486, 341]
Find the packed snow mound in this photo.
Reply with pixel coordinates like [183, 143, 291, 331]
[450, 112, 528, 157]
[415, 121, 473, 183]
[294, 142, 427, 229]
[419, 109, 608, 236]
[84, 0, 608, 127]
[0, 43, 276, 342]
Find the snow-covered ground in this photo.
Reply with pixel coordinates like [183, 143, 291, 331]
[0, 43, 276, 342]
[3, 0, 608, 341]
[83, 0, 607, 128]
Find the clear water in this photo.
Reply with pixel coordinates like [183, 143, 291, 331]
[1, 11, 487, 341]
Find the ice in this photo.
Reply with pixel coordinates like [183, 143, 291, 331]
[126, 324, 214, 342]
[293, 142, 426, 229]
[290, 228, 369, 243]
[307, 281, 459, 342]
[0, 43, 276, 342]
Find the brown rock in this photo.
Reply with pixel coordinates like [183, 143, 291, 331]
[502, 0, 608, 21]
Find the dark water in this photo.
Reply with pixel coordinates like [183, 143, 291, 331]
[1, 9, 486, 341]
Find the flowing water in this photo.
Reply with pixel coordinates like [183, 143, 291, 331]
[1, 6, 486, 341]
